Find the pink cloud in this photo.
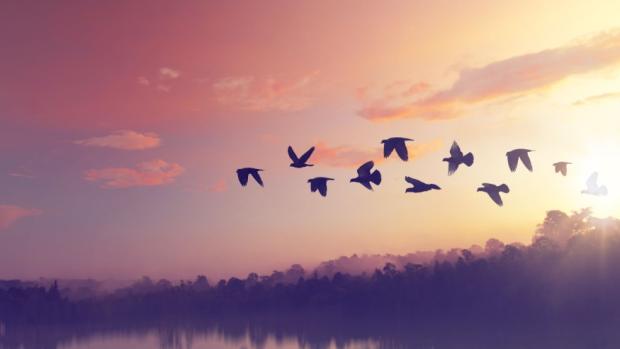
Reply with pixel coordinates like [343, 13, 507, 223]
[212, 71, 319, 112]
[84, 160, 184, 189]
[75, 130, 161, 150]
[314, 139, 443, 168]
[0, 205, 41, 230]
[360, 30, 620, 121]
[208, 179, 227, 193]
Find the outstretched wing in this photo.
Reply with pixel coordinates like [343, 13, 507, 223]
[405, 176, 425, 187]
[236, 169, 249, 186]
[357, 161, 374, 176]
[317, 181, 328, 197]
[358, 181, 373, 190]
[521, 153, 533, 172]
[298, 146, 315, 164]
[287, 146, 299, 162]
[448, 161, 459, 176]
[394, 142, 409, 161]
[383, 142, 395, 158]
[486, 191, 504, 206]
[250, 170, 264, 186]
[586, 172, 599, 189]
[507, 153, 518, 172]
[449, 141, 463, 157]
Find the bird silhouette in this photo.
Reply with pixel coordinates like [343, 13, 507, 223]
[308, 177, 334, 197]
[443, 141, 474, 175]
[288, 146, 315, 168]
[477, 183, 510, 206]
[553, 162, 571, 176]
[582, 172, 607, 196]
[236, 168, 264, 187]
[350, 161, 382, 190]
[506, 149, 534, 172]
[382, 137, 413, 161]
[404, 177, 441, 193]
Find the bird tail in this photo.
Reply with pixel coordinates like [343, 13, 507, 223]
[370, 170, 382, 185]
[463, 153, 474, 167]
[498, 184, 510, 193]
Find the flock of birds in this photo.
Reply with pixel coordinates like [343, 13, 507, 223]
[236, 137, 608, 207]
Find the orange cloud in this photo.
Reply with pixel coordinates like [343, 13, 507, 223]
[0, 205, 41, 230]
[75, 130, 161, 150]
[314, 139, 443, 168]
[361, 30, 620, 121]
[212, 71, 319, 112]
[84, 160, 184, 189]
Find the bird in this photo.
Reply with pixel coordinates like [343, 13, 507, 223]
[506, 149, 534, 172]
[308, 177, 334, 197]
[582, 172, 607, 196]
[443, 141, 474, 175]
[350, 161, 382, 190]
[382, 137, 413, 161]
[553, 162, 571, 176]
[477, 183, 510, 206]
[288, 146, 315, 168]
[404, 177, 441, 193]
[236, 168, 264, 187]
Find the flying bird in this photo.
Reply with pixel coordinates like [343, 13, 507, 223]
[582, 172, 607, 196]
[506, 149, 534, 172]
[382, 137, 413, 161]
[288, 146, 315, 168]
[443, 141, 474, 175]
[236, 168, 264, 187]
[477, 183, 510, 206]
[404, 177, 441, 193]
[350, 161, 382, 190]
[553, 162, 571, 176]
[308, 177, 334, 197]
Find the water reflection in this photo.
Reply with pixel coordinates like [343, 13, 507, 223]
[1, 315, 619, 349]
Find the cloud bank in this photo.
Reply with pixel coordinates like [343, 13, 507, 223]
[360, 30, 620, 120]
[0, 205, 41, 230]
[84, 160, 184, 189]
[75, 130, 161, 150]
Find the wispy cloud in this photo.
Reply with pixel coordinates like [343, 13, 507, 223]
[84, 160, 184, 189]
[360, 30, 620, 121]
[208, 178, 227, 193]
[0, 205, 41, 230]
[75, 130, 161, 150]
[159, 67, 180, 80]
[314, 139, 443, 168]
[212, 71, 319, 112]
[573, 91, 620, 106]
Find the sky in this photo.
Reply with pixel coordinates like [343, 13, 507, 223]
[2, 0, 620, 281]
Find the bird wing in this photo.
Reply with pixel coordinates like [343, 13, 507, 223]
[358, 180, 373, 190]
[521, 153, 533, 172]
[395, 142, 409, 161]
[287, 146, 299, 162]
[236, 169, 249, 186]
[560, 164, 567, 176]
[405, 176, 425, 187]
[485, 191, 503, 206]
[586, 172, 599, 190]
[317, 181, 328, 197]
[449, 141, 463, 157]
[357, 161, 374, 176]
[383, 142, 395, 158]
[250, 170, 264, 186]
[298, 146, 315, 164]
[447, 161, 459, 176]
[507, 152, 518, 172]
[309, 180, 318, 193]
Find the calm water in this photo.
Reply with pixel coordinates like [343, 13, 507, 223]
[1, 319, 619, 349]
